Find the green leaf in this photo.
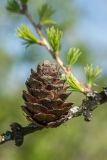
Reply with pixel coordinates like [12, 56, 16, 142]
[84, 64, 102, 87]
[38, 3, 55, 26]
[20, 0, 28, 4]
[16, 24, 39, 47]
[67, 48, 82, 65]
[46, 26, 63, 52]
[6, 0, 20, 13]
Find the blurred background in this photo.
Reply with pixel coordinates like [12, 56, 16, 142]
[0, 0, 107, 160]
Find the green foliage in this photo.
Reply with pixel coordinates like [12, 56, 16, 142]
[84, 64, 101, 87]
[20, 0, 28, 4]
[46, 26, 63, 52]
[62, 74, 83, 92]
[38, 3, 56, 26]
[67, 48, 82, 65]
[6, 0, 20, 13]
[16, 24, 39, 47]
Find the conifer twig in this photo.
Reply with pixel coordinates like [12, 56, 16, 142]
[0, 88, 107, 146]
[21, 5, 86, 93]
[3, 0, 107, 147]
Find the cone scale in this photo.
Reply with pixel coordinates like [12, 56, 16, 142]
[22, 60, 72, 128]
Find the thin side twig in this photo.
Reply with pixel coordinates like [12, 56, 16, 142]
[21, 4, 86, 92]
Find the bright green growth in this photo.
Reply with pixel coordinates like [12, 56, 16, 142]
[67, 48, 82, 65]
[6, 0, 20, 13]
[46, 26, 63, 52]
[62, 74, 84, 92]
[20, 0, 28, 4]
[84, 64, 101, 87]
[16, 24, 38, 47]
[38, 3, 56, 26]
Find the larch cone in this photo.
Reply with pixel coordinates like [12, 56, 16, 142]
[22, 60, 72, 128]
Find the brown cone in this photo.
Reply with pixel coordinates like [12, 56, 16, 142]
[22, 60, 72, 128]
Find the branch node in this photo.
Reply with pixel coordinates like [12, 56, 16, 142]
[10, 123, 24, 146]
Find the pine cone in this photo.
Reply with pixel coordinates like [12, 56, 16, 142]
[22, 60, 72, 128]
